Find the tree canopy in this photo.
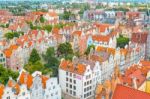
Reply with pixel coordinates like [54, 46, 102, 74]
[57, 42, 73, 56]
[0, 65, 19, 85]
[4, 31, 24, 40]
[117, 35, 129, 48]
[29, 48, 41, 64]
[43, 47, 59, 77]
[40, 16, 45, 23]
[85, 45, 95, 55]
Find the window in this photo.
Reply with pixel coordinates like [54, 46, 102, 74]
[70, 90, 72, 94]
[66, 89, 68, 92]
[87, 81, 89, 85]
[70, 85, 72, 88]
[84, 88, 86, 92]
[73, 92, 76, 96]
[53, 86, 55, 89]
[66, 72, 68, 75]
[66, 83, 68, 87]
[66, 78, 68, 81]
[84, 82, 86, 86]
[74, 80, 76, 84]
[51, 93, 53, 96]
[90, 80, 92, 84]
[84, 94, 86, 98]
[7, 96, 10, 99]
[56, 91, 58, 95]
[70, 79, 72, 83]
[70, 73, 72, 76]
[22, 92, 25, 96]
[73, 86, 76, 90]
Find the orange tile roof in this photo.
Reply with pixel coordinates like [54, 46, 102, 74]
[60, 60, 86, 75]
[7, 80, 14, 87]
[27, 75, 33, 89]
[96, 46, 115, 56]
[95, 23, 112, 33]
[112, 84, 150, 99]
[41, 76, 49, 89]
[14, 84, 20, 95]
[96, 46, 107, 52]
[140, 60, 150, 66]
[4, 44, 18, 58]
[0, 84, 4, 99]
[19, 72, 33, 89]
[92, 35, 110, 43]
[4, 49, 12, 58]
[52, 27, 59, 34]
[120, 48, 128, 56]
[72, 31, 82, 36]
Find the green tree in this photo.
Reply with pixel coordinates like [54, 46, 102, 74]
[0, 65, 19, 85]
[85, 45, 95, 55]
[57, 42, 73, 57]
[43, 47, 59, 77]
[42, 25, 52, 32]
[40, 16, 45, 23]
[29, 49, 41, 64]
[4, 32, 14, 40]
[24, 61, 49, 74]
[117, 35, 129, 48]
[63, 10, 72, 20]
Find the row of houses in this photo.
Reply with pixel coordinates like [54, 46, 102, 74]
[0, 70, 61, 99]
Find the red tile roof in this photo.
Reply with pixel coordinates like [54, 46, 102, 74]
[131, 32, 148, 44]
[92, 35, 110, 43]
[59, 60, 86, 75]
[112, 84, 150, 99]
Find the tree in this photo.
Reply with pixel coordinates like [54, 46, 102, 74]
[4, 32, 14, 40]
[117, 35, 129, 48]
[43, 47, 59, 77]
[42, 25, 52, 32]
[24, 61, 50, 74]
[29, 49, 41, 64]
[0, 65, 19, 85]
[40, 16, 45, 23]
[63, 10, 72, 20]
[85, 45, 95, 55]
[57, 42, 73, 57]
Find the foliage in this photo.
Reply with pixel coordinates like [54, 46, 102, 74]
[105, 7, 129, 12]
[0, 23, 9, 28]
[43, 47, 60, 77]
[24, 61, 51, 75]
[42, 25, 52, 32]
[0, 65, 19, 85]
[57, 42, 73, 57]
[62, 10, 72, 20]
[29, 21, 52, 32]
[117, 35, 129, 48]
[40, 16, 45, 23]
[85, 45, 95, 55]
[78, 3, 90, 15]
[29, 49, 41, 64]
[4, 31, 24, 40]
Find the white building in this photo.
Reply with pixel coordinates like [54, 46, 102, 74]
[59, 58, 101, 99]
[44, 78, 61, 99]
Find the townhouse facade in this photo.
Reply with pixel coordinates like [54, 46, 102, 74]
[59, 58, 101, 99]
